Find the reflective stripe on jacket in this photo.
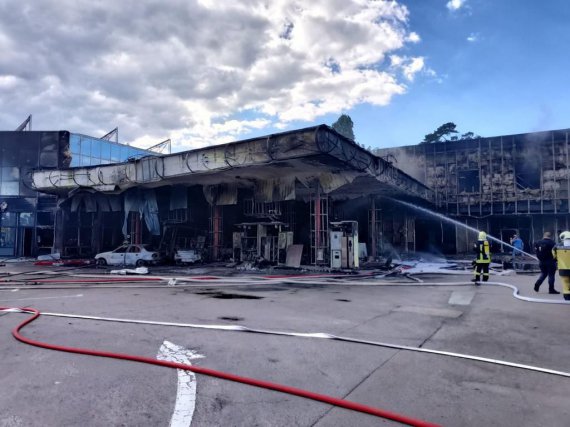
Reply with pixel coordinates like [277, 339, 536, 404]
[553, 246, 570, 276]
[475, 240, 490, 263]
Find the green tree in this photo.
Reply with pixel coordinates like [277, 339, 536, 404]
[420, 122, 458, 144]
[420, 123, 481, 144]
[460, 131, 481, 140]
[332, 114, 355, 141]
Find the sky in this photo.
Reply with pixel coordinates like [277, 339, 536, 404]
[0, 0, 569, 152]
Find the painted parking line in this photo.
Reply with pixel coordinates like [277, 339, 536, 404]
[393, 305, 463, 318]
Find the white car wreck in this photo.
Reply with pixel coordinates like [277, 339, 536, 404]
[174, 249, 202, 265]
[95, 244, 161, 266]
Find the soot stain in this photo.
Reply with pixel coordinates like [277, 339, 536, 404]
[218, 316, 244, 322]
[195, 291, 264, 300]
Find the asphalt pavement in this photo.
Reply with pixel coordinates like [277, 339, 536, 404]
[0, 264, 568, 426]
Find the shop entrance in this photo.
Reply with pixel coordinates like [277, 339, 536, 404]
[21, 227, 33, 257]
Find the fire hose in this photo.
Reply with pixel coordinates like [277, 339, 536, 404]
[2, 277, 568, 425]
[2, 306, 440, 427]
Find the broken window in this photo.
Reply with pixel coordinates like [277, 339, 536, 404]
[37, 211, 55, 226]
[243, 199, 282, 218]
[515, 171, 540, 189]
[514, 158, 540, 189]
[458, 170, 480, 193]
[37, 228, 54, 251]
[165, 209, 189, 223]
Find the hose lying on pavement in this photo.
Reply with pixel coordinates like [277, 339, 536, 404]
[2, 306, 440, 427]
[2, 278, 567, 424]
[3, 305, 567, 379]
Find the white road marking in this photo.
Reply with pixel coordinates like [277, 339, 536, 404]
[0, 294, 83, 302]
[393, 305, 463, 318]
[157, 341, 204, 427]
[448, 291, 476, 306]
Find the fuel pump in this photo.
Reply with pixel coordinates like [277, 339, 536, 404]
[330, 221, 359, 269]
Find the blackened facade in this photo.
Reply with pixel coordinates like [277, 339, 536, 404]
[31, 125, 433, 264]
[377, 128, 570, 253]
[0, 131, 149, 257]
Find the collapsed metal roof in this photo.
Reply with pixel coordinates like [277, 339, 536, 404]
[31, 125, 434, 203]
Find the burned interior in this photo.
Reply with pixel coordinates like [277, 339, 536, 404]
[377, 129, 570, 254]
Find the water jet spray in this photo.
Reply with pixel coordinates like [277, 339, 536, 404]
[387, 198, 538, 261]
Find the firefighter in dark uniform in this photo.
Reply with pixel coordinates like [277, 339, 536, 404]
[553, 231, 570, 301]
[472, 231, 491, 285]
[533, 231, 559, 294]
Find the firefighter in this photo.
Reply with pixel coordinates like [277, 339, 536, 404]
[472, 231, 491, 285]
[533, 232, 559, 294]
[553, 231, 570, 301]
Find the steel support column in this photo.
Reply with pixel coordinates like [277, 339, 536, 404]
[310, 186, 329, 265]
[129, 212, 142, 244]
[210, 204, 223, 261]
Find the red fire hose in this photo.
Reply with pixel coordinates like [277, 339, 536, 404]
[0, 277, 161, 283]
[4, 307, 440, 427]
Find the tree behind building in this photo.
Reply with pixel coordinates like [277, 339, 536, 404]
[332, 114, 355, 141]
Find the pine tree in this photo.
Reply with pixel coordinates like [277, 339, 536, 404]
[332, 114, 355, 141]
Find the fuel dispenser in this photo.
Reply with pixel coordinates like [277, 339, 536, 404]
[233, 222, 291, 264]
[330, 221, 359, 269]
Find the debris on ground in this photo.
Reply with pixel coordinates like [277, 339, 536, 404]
[109, 267, 149, 275]
[285, 245, 303, 268]
[236, 262, 258, 271]
[390, 260, 508, 276]
[34, 259, 93, 267]
[37, 253, 61, 261]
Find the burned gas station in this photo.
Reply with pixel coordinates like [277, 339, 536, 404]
[8, 125, 570, 427]
[30, 125, 433, 268]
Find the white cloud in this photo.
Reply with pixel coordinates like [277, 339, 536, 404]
[446, 0, 466, 11]
[467, 32, 479, 42]
[0, 0, 423, 150]
[402, 57, 425, 81]
[407, 32, 421, 43]
[0, 75, 21, 90]
[423, 67, 444, 84]
[390, 55, 428, 81]
[390, 55, 404, 67]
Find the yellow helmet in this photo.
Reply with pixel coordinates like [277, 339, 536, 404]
[560, 231, 570, 240]
[478, 231, 487, 240]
